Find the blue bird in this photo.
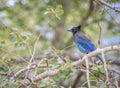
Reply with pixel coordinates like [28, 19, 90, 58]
[68, 25, 103, 62]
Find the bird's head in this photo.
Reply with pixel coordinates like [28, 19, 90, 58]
[68, 25, 81, 34]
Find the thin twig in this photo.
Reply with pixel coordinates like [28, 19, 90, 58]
[80, 80, 97, 88]
[34, 58, 47, 75]
[85, 56, 91, 88]
[25, 33, 41, 78]
[72, 72, 83, 88]
[97, 22, 102, 48]
[102, 52, 109, 83]
[115, 78, 119, 88]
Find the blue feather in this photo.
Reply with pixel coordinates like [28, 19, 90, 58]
[74, 37, 96, 53]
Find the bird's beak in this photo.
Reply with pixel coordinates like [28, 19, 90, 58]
[67, 29, 72, 32]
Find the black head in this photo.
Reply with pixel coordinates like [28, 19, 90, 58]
[68, 25, 81, 34]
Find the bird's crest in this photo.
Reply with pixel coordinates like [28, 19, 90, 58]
[77, 25, 81, 29]
[68, 25, 82, 34]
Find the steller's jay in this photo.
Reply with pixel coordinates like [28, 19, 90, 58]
[68, 25, 103, 62]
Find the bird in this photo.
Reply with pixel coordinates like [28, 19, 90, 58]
[68, 25, 103, 62]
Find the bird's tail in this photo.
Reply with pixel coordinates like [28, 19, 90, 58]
[96, 55, 103, 63]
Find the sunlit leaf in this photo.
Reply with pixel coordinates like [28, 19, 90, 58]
[44, 11, 50, 14]
[20, 32, 32, 37]
[56, 5, 62, 9]
[90, 76, 97, 80]
[57, 10, 64, 16]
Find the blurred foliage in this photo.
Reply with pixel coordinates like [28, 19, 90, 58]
[0, 0, 120, 88]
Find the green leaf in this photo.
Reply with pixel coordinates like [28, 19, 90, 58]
[1, 41, 6, 46]
[55, 14, 61, 20]
[0, 24, 6, 30]
[0, 64, 9, 72]
[100, 84, 106, 88]
[9, 57, 16, 62]
[40, 82, 46, 87]
[57, 58, 64, 64]
[0, 49, 3, 54]
[14, 43, 21, 48]
[44, 11, 50, 14]
[20, 32, 32, 37]
[106, 85, 109, 88]
[90, 76, 97, 80]
[66, 59, 72, 66]
[21, 36, 27, 40]
[10, 36, 16, 42]
[57, 10, 64, 16]
[11, 27, 18, 31]
[91, 66, 98, 71]
[91, 86, 97, 88]
[109, 0, 116, 2]
[56, 5, 62, 9]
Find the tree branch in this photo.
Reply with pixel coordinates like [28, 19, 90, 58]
[12, 64, 52, 80]
[72, 45, 120, 66]
[102, 52, 109, 84]
[94, 0, 120, 12]
[85, 57, 91, 88]
[20, 69, 58, 86]
[14, 45, 120, 86]
[72, 72, 83, 88]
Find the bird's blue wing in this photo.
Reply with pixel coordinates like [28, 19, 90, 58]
[74, 38, 87, 53]
[74, 37, 96, 53]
